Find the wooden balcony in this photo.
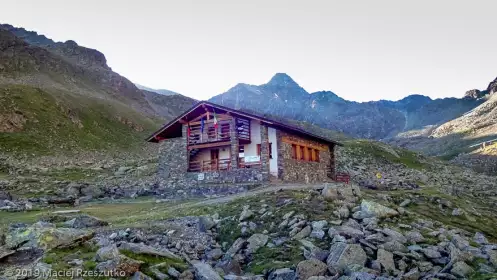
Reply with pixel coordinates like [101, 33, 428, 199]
[188, 120, 231, 146]
[189, 158, 232, 172]
[187, 117, 251, 149]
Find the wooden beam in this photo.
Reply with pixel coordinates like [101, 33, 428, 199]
[188, 141, 231, 150]
[189, 116, 232, 125]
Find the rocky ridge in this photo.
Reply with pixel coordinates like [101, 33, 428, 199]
[210, 73, 484, 140]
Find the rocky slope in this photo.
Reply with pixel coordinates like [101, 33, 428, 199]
[388, 79, 497, 173]
[136, 83, 180, 96]
[210, 73, 484, 140]
[0, 24, 195, 156]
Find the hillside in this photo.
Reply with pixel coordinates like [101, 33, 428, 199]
[210, 73, 484, 140]
[0, 25, 195, 157]
[387, 78, 497, 173]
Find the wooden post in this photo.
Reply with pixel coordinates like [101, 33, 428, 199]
[230, 117, 239, 170]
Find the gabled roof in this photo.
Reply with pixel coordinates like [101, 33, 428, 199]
[146, 101, 342, 146]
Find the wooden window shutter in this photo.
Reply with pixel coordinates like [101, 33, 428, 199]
[315, 149, 320, 162]
[299, 146, 305, 160]
[257, 144, 261, 156]
[291, 144, 297, 159]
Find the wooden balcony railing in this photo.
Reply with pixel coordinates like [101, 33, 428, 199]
[188, 158, 232, 172]
[187, 118, 252, 147]
[188, 120, 231, 146]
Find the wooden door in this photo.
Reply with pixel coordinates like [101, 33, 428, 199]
[210, 149, 219, 170]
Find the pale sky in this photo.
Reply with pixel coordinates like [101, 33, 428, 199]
[1, 0, 496, 102]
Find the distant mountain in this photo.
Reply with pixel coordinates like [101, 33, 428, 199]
[135, 84, 179, 96]
[0, 24, 195, 155]
[210, 73, 484, 139]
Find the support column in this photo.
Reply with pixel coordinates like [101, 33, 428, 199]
[329, 144, 336, 179]
[260, 123, 270, 181]
[230, 117, 239, 170]
[182, 125, 190, 172]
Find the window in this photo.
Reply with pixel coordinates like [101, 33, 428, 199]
[299, 146, 305, 160]
[239, 145, 244, 153]
[314, 149, 320, 162]
[256, 143, 273, 158]
[308, 147, 313, 161]
[291, 144, 297, 159]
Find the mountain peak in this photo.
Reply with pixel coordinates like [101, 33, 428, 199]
[267, 73, 300, 88]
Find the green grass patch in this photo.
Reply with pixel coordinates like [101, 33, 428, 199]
[0, 85, 161, 156]
[120, 249, 188, 276]
[42, 243, 101, 280]
[43, 168, 109, 181]
[246, 241, 304, 274]
[345, 139, 427, 170]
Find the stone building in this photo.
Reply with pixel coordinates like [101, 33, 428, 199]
[147, 102, 341, 188]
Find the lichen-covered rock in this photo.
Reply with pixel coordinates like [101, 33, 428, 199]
[199, 215, 216, 231]
[246, 234, 268, 253]
[376, 248, 395, 272]
[268, 268, 296, 280]
[291, 226, 311, 240]
[326, 242, 367, 273]
[321, 185, 339, 201]
[239, 206, 254, 222]
[405, 231, 424, 244]
[450, 261, 474, 278]
[63, 214, 109, 228]
[192, 261, 223, 280]
[488, 250, 497, 267]
[296, 259, 327, 280]
[402, 268, 420, 280]
[96, 244, 120, 262]
[118, 242, 181, 260]
[359, 200, 399, 219]
[5, 224, 94, 251]
[421, 247, 441, 259]
[131, 271, 154, 280]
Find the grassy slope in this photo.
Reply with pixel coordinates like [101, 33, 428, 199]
[344, 139, 428, 170]
[0, 84, 162, 156]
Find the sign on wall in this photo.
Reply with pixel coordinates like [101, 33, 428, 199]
[198, 173, 205, 180]
[245, 156, 260, 163]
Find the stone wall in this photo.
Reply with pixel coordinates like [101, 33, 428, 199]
[158, 136, 188, 179]
[260, 124, 270, 181]
[276, 130, 334, 183]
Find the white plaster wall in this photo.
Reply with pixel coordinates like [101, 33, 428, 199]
[242, 120, 261, 157]
[268, 127, 278, 176]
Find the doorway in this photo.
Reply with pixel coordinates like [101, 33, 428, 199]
[210, 149, 219, 170]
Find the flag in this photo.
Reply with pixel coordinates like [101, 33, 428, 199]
[213, 110, 218, 130]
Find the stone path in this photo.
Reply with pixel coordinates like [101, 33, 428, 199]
[172, 182, 340, 209]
